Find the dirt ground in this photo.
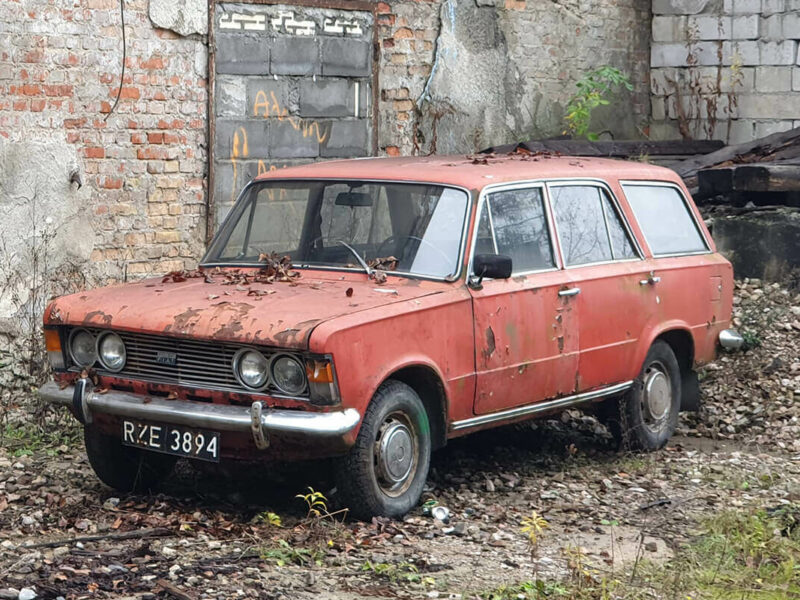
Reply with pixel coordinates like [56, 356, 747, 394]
[1, 279, 799, 599]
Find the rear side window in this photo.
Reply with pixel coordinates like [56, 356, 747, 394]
[476, 187, 555, 273]
[550, 185, 638, 266]
[623, 184, 708, 256]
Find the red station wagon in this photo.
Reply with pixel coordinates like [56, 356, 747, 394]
[40, 154, 743, 519]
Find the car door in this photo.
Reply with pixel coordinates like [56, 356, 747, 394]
[547, 181, 652, 392]
[468, 184, 580, 415]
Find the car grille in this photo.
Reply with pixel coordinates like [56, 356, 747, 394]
[71, 328, 288, 396]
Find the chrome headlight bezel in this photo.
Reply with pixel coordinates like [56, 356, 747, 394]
[270, 353, 308, 397]
[233, 347, 270, 391]
[96, 331, 127, 373]
[68, 328, 97, 368]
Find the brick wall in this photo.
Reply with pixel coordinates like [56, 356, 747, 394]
[0, 0, 653, 285]
[650, 0, 800, 143]
[0, 0, 208, 283]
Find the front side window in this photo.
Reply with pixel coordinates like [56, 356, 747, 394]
[204, 180, 469, 279]
[550, 185, 638, 266]
[623, 184, 708, 256]
[475, 187, 555, 273]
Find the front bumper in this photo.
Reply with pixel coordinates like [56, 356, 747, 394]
[39, 380, 361, 451]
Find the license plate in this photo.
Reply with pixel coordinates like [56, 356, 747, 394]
[122, 420, 220, 462]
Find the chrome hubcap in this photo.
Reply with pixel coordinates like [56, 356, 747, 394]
[375, 413, 418, 496]
[642, 361, 671, 431]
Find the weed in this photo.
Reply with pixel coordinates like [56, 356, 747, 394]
[563, 66, 633, 141]
[260, 539, 324, 567]
[0, 420, 81, 456]
[295, 486, 329, 519]
[520, 511, 549, 546]
[253, 511, 282, 527]
[361, 560, 433, 584]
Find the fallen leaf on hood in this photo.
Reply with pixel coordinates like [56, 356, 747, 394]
[346, 288, 354, 297]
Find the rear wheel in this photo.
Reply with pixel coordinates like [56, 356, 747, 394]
[599, 341, 681, 451]
[84, 425, 177, 492]
[334, 380, 431, 520]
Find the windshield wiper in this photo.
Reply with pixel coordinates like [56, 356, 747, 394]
[337, 240, 372, 278]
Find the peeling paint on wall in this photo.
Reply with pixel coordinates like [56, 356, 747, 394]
[149, 0, 208, 36]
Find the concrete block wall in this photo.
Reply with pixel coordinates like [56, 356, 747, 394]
[212, 4, 374, 220]
[651, 0, 800, 142]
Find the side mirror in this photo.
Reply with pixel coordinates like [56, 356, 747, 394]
[471, 254, 512, 288]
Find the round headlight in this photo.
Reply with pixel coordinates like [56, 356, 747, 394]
[235, 349, 269, 390]
[271, 355, 306, 396]
[69, 329, 96, 367]
[97, 332, 126, 372]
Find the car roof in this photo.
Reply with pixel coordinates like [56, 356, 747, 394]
[253, 154, 684, 191]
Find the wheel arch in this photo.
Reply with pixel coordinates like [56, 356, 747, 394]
[385, 363, 449, 451]
[649, 325, 699, 412]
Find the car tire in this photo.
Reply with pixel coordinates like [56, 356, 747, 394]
[599, 341, 681, 451]
[84, 425, 177, 492]
[334, 380, 431, 521]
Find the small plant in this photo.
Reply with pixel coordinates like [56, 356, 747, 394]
[260, 539, 324, 567]
[296, 486, 329, 519]
[254, 511, 282, 527]
[520, 510, 549, 546]
[362, 560, 433, 584]
[563, 66, 633, 140]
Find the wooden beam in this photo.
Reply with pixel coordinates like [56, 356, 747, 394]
[480, 139, 724, 158]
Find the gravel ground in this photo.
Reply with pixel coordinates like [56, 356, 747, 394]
[1, 279, 799, 600]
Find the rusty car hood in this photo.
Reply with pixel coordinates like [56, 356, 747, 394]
[45, 271, 451, 349]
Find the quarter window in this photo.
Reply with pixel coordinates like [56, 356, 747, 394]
[550, 185, 637, 266]
[623, 184, 708, 256]
[476, 187, 555, 273]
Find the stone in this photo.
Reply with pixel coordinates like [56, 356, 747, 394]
[0, 590, 18, 600]
[18, 589, 37, 600]
[270, 37, 319, 76]
[270, 120, 320, 158]
[214, 120, 271, 161]
[732, 0, 761, 12]
[732, 15, 759, 39]
[215, 35, 270, 75]
[645, 541, 659, 552]
[652, 16, 688, 42]
[320, 39, 371, 77]
[755, 66, 793, 92]
[298, 79, 355, 118]
[689, 15, 731, 40]
[320, 120, 369, 157]
[652, 0, 709, 15]
[762, 0, 785, 14]
[784, 13, 800, 40]
[245, 79, 292, 119]
[149, 0, 207, 36]
[793, 67, 800, 91]
[760, 41, 797, 65]
[215, 76, 246, 118]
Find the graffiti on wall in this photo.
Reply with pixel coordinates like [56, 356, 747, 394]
[213, 3, 375, 223]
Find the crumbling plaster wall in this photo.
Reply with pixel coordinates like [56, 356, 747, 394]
[379, 0, 652, 156]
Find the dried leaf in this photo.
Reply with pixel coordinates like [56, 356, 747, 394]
[346, 288, 354, 298]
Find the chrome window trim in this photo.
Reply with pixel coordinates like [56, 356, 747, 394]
[619, 179, 712, 257]
[202, 177, 474, 283]
[546, 179, 645, 266]
[466, 181, 561, 280]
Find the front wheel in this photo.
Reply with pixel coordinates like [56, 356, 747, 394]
[84, 425, 177, 492]
[599, 340, 681, 451]
[334, 380, 431, 520]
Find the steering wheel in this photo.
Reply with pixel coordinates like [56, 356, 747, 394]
[376, 235, 453, 271]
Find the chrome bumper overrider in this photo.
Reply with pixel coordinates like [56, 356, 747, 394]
[718, 328, 744, 351]
[39, 379, 361, 450]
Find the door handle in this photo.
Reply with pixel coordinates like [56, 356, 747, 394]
[639, 275, 661, 286]
[558, 287, 581, 297]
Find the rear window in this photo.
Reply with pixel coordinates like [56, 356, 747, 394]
[622, 184, 708, 256]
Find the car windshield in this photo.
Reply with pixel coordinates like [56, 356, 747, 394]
[203, 180, 470, 279]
